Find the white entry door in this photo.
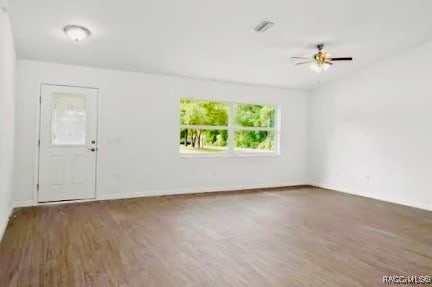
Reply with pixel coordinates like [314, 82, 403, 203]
[38, 85, 98, 202]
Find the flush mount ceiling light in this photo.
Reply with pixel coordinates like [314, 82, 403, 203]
[63, 25, 91, 42]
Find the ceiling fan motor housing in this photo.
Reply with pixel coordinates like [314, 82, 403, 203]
[291, 43, 352, 71]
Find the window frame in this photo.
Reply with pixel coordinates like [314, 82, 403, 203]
[179, 99, 280, 157]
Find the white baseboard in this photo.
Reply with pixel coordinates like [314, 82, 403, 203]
[312, 183, 432, 212]
[10, 182, 307, 207]
[97, 182, 307, 201]
[13, 200, 34, 208]
[0, 204, 14, 243]
[11, 183, 431, 212]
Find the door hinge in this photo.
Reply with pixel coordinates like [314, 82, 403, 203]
[37, 183, 39, 191]
[38, 139, 40, 146]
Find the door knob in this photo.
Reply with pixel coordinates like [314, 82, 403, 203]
[89, 148, 97, 152]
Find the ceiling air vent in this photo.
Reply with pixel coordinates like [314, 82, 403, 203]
[252, 20, 274, 32]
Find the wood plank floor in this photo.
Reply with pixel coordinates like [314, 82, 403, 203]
[0, 187, 431, 286]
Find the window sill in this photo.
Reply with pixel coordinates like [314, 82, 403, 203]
[179, 152, 280, 158]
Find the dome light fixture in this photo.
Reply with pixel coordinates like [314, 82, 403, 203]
[63, 25, 91, 42]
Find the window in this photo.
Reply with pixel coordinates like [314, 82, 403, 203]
[233, 104, 276, 153]
[51, 93, 87, 145]
[180, 99, 278, 155]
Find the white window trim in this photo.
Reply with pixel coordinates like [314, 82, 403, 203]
[180, 101, 280, 157]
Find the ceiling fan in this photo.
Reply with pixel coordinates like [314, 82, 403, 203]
[292, 44, 353, 72]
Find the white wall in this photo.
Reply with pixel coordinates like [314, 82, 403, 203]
[13, 60, 308, 205]
[0, 9, 16, 239]
[308, 41, 432, 211]
[10, 43, 432, 212]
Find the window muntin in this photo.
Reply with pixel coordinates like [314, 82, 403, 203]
[180, 99, 278, 155]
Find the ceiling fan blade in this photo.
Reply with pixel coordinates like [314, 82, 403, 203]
[328, 57, 353, 61]
[295, 61, 314, 65]
[324, 61, 333, 65]
[291, 56, 312, 60]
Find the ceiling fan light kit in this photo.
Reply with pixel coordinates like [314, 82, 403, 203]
[292, 44, 353, 73]
[311, 62, 330, 73]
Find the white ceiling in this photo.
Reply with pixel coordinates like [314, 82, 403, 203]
[9, 0, 432, 90]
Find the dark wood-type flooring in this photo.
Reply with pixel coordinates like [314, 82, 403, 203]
[1, 186, 431, 286]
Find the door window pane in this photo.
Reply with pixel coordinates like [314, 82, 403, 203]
[51, 94, 87, 145]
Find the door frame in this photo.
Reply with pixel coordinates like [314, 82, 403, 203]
[33, 83, 100, 205]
